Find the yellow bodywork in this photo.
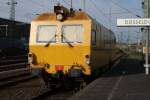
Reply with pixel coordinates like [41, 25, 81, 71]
[29, 12, 92, 75]
[29, 11, 116, 76]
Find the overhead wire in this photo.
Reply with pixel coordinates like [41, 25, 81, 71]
[110, 0, 141, 17]
[14, 0, 52, 21]
[61, 0, 78, 10]
[110, 0, 142, 41]
[0, 0, 142, 24]
[0, 0, 33, 21]
[26, 0, 50, 11]
[90, 0, 108, 18]
[62, 0, 71, 7]
[104, 11, 141, 16]
[88, 0, 110, 27]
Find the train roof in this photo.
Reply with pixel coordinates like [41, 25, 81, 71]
[33, 11, 90, 21]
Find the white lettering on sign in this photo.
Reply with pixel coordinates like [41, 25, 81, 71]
[117, 18, 150, 26]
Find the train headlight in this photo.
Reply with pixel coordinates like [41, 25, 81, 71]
[56, 14, 63, 21]
[85, 55, 90, 64]
[28, 53, 33, 63]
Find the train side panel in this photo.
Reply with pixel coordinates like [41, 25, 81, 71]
[90, 20, 116, 72]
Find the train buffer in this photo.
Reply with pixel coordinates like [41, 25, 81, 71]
[69, 57, 150, 100]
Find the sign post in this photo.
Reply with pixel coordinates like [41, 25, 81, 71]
[117, 18, 150, 75]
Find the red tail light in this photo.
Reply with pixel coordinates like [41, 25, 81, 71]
[55, 65, 64, 71]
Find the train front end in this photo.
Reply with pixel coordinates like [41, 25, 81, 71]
[28, 4, 92, 85]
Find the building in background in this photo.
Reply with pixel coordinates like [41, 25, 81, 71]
[0, 18, 30, 38]
[0, 18, 30, 55]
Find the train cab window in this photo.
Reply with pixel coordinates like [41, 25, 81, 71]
[62, 25, 84, 43]
[92, 30, 96, 45]
[37, 25, 57, 43]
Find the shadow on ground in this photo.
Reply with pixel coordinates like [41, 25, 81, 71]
[104, 58, 145, 77]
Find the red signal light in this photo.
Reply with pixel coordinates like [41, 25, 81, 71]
[55, 65, 64, 71]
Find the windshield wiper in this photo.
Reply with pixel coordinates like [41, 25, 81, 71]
[44, 35, 56, 47]
[61, 35, 74, 47]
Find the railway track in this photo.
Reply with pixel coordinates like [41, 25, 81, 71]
[0, 62, 28, 71]
[30, 54, 125, 100]
[0, 67, 30, 80]
[0, 54, 27, 66]
[0, 54, 37, 87]
[0, 54, 28, 78]
[0, 53, 124, 100]
[0, 74, 74, 100]
[0, 72, 36, 87]
[31, 86, 74, 100]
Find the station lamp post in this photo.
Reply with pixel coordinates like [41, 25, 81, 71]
[143, 0, 150, 75]
[141, 26, 150, 75]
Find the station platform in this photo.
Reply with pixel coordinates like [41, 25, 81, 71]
[69, 58, 150, 100]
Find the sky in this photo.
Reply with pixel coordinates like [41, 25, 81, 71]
[0, 0, 143, 43]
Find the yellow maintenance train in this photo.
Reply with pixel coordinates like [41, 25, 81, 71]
[28, 4, 116, 87]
